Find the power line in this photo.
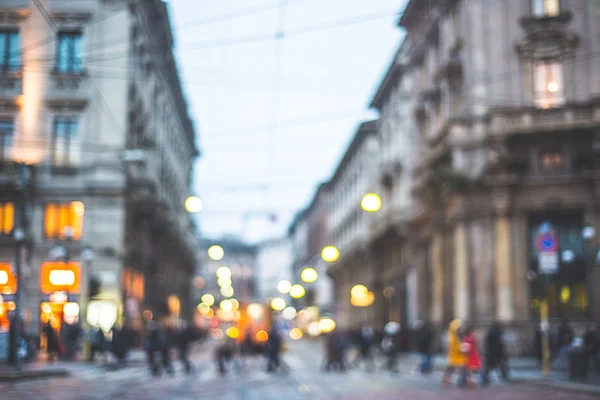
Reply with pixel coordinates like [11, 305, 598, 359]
[31, 8, 404, 65]
[31, 0, 127, 147]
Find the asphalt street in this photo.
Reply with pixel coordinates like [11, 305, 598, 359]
[0, 340, 597, 400]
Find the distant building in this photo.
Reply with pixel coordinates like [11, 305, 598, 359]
[255, 237, 292, 300]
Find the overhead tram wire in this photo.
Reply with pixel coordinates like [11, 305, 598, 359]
[31, 8, 404, 66]
[31, 0, 127, 146]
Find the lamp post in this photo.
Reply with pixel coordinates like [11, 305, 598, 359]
[582, 226, 599, 321]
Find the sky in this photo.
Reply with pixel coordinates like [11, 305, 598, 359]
[169, 0, 407, 243]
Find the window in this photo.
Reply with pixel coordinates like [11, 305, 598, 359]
[534, 61, 564, 108]
[0, 31, 20, 71]
[44, 201, 84, 240]
[540, 151, 564, 172]
[56, 32, 83, 73]
[532, 0, 560, 17]
[0, 203, 14, 235]
[0, 120, 13, 164]
[52, 118, 79, 167]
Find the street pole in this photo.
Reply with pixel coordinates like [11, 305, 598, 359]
[540, 274, 550, 379]
[12, 162, 27, 370]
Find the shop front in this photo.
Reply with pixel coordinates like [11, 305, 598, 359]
[39, 261, 81, 352]
[0, 263, 17, 361]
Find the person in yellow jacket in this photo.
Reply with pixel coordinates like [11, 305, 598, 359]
[442, 319, 468, 386]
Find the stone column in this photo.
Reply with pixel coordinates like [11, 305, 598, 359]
[453, 222, 469, 320]
[511, 214, 530, 322]
[494, 214, 514, 321]
[431, 233, 444, 323]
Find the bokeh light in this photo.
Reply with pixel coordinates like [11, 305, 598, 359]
[289, 284, 306, 299]
[208, 245, 225, 261]
[212, 328, 224, 339]
[307, 322, 321, 337]
[247, 303, 265, 320]
[217, 277, 232, 287]
[289, 328, 303, 340]
[271, 297, 286, 311]
[230, 299, 240, 311]
[226, 326, 239, 339]
[220, 286, 234, 298]
[282, 306, 297, 321]
[201, 294, 215, 306]
[301, 268, 318, 283]
[321, 246, 340, 262]
[220, 300, 233, 312]
[351, 284, 368, 299]
[197, 303, 210, 314]
[360, 192, 382, 212]
[277, 280, 292, 294]
[256, 330, 269, 342]
[185, 196, 204, 213]
[216, 266, 232, 279]
[319, 318, 336, 333]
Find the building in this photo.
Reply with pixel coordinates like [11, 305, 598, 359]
[255, 237, 292, 300]
[0, 0, 199, 358]
[324, 121, 381, 328]
[287, 183, 334, 313]
[199, 237, 257, 305]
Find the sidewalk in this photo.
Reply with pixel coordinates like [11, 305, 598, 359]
[396, 352, 600, 395]
[0, 341, 207, 382]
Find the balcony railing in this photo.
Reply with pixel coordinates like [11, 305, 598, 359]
[489, 102, 600, 136]
[0, 70, 22, 98]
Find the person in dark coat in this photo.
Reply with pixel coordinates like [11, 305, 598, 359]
[178, 321, 194, 374]
[45, 321, 60, 363]
[351, 325, 375, 372]
[584, 324, 599, 375]
[266, 327, 282, 372]
[416, 321, 435, 374]
[90, 326, 106, 363]
[482, 322, 509, 384]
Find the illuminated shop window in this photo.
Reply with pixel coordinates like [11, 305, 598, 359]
[0, 202, 14, 235]
[44, 201, 84, 240]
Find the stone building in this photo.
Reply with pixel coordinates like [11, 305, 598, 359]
[0, 0, 198, 355]
[255, 237, 293, 301]
[288, 183, 334, 313]
[395, 0, 600, 348]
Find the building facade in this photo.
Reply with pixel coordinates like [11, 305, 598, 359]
[255, 237, 293, 301]
[288, 183, 334, 313]
[0, 0, 198, 358]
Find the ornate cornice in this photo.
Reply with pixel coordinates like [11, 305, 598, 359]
[45, 99, 89, 112]
[516, 12, 579, 59]
[49, 11, 92, 28]
[0, 8, 31, 25]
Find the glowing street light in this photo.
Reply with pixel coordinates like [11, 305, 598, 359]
[301, 267, 318, 283]
[289, 328, 303, 340]
[290, 284, 306, 299]
[277, 280, 292, 294]
[361, 192, 382, 212]
[217, 277, 232, 287]
[351, 291, 375, 307]
[185, 196, 203, 213]
[321, 246, 340, 263]
[547, 82, 559, 93]
[208, 245, 225, 261]
[226, 326, 239, 339]
[318, 318, 336, 333]
[220, 299, 233, 312]
[271, 297, 286, 311]
[282, 306, 297, 320]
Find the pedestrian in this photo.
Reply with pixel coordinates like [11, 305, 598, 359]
[178, 321, 194, 374]
[266, 326, 282, 372]
[351, 325, 375, 372]
[552, 318, 574, 370]
[323, 330, 346, 372]
[416, 321, 435, 374]
[90, 325, 106, 363]
[215, 334, 240, 375]
[482, 321, 509, 384]
[442, 319, 467, 387]
[584, 323, 599, 375]
[461, 325, 482, 388]
[110, 324, 129, 367]
[381, 322, 400, 373]
[44, 321, 60, 363]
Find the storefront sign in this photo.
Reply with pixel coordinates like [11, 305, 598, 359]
[537, 222, 559, 274]
[40, 262, 81, 294]
[0, 263, 17, 294]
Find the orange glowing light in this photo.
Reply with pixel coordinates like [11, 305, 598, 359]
[0, 263, 17, 294]
[256, 330, 269, 342]
[40, 262, 81, 294]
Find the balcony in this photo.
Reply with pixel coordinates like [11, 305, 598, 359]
[489, 102, 600, 137]
[46, 70, 90, 110]
[0, 70, 22, 99]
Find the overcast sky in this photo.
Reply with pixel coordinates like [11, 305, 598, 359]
[169, 0, 407, 243]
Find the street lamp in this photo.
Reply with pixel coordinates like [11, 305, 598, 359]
[300, 267, 318, 283]
[208, 245, 225, 261]
[321, 246, 340, 263]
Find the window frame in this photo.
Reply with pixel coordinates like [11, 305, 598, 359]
[51, 117, 79, 167]
[533, 60, 565, 109]
[0, 120, 14, 165]
[0, 30, 21, 72]
[43, 202, 84, 240]
[55, 31, 84, 74]
[532, 0, 561, 18]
